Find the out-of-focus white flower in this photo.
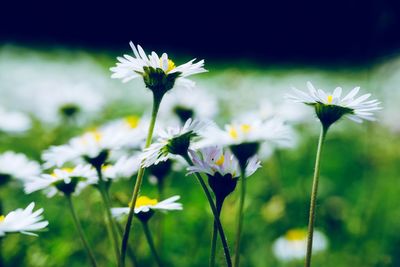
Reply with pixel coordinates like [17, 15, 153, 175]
[0, 107, 31, 133]
[272, 228, 328, 262]
[0, 202, 48, 237]
[159, 86, 218, 123]
[111, 42, 207, 90]
[32, 84, 105, 124]
[0, 151, 41, 183]
[100, 155, 141, 181]
[141, 119, 211, 167]
[258, 99, 311, 124]
[287, 81, 381, 124]
[24, 165, 96, 197]
[42, 117, 146, 168]
[111, 195, 182, 218]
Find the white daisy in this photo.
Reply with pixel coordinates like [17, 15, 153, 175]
[24, 165, 96, 197]
[111, 195, 182, 218]
[110, 42, 207, 90]
[42, 118, 145, 168]
[158, 86, 218, 123]
[100, 154, 141, 181]
[272, 228, 328, 262]
[141, 119, 211, 168]
[187, 146, 261, 178]
[287, 81, 381, 124]
[0, 151, 41, 183]
[0, 107, 31, 133]
[0, 202, 48, 237]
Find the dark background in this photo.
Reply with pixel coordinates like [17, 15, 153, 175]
[1, 0, 400, 65]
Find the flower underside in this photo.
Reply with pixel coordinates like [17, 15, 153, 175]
[139, 66, 182, 98]
[312, 102, 354, 128]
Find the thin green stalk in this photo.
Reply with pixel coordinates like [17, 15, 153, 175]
[95, 167, 121, 265]
[66, 195, 98, 267]
[116, 223, 138, 267]
[210, 199, 223, 267]
[183, 154, 232, 267]
[141, 221, 163, 267]
[156, 180, 165, 254]
[120, 96, 161, 267]
[304, 126, 327, 267]
[233, 167, 246, 267]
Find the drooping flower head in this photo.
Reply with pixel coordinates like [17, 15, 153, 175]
[187, 146, 261, 206]
[272, 228, 328, 262]
[24, 165, 96, 197]
[141, 119, 211, 168]
[0, 151, 41, 186]
[112, 195, 182, 222]
[111, 42, 207, 98]
[0, 202, 48, 237]
[287, 81, 382, 128]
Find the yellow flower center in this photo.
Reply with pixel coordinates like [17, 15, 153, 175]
[240, 124, 252, 133]
[327, 95, 333, 104]
[228, 127, 238, 139]
[0, 215, 4, 222]
[124, 115, 140, 128]
[102, 165, 111, 172]
[134, 196, 158, 208]
[228, 124, 252, 140]
[285, 229, 307, 241]
[215, 155, 225, 166]
[160, 59, 176, 72]
[51, 167, 74, 177]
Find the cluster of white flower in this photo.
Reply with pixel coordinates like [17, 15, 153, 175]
[0, 43, 383, 266]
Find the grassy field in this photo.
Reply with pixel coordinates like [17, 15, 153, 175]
[0, 45, 399, 267]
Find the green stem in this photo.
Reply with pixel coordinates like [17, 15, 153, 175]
[210, 199, 223, 267]
[66, 195, 98, 267]
[233, 167, 246, 267]
[120, 95, 161, 267]
[156, 180, 165, 254]
[184, 154, 232, 267]
[116, 223, 138, 267]
[304, 126, 328, 267]
[142, 221, 163, 267]
[95, 167, 121, 265]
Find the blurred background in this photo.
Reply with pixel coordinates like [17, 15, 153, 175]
[1, 1, 400, 266]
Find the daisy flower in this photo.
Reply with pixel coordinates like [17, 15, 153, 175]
[0, 202, 48, 237]
[0, 151, 41, 185]
[141, 119, 211, 168]
[99, 154, 141, 182]
[187, 146, 261, 202]
[272, 228, 328, 262]
[42, 118, 146, 169]
[287, 81, 382, 127]
[199, 116, 294, 165]
[158, 86, 218, 124]
[110, 42, 207, 94]
[111, 195, 182, 222]
[0, 107, 31, 133]
[24, 165, 96, 197]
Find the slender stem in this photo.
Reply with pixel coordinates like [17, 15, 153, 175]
[156, 180, 165, 253]
[210, 199, 223, 267]
[142, 221, 163, 267]
[66, 195, 98, 267]
[120, 95, 161, 267]
[233, 167, 246, 267]
[95, 167, 121, 265]
[116, 223, 138, 267]
[304, 126, 328, 267]
[184, 154, 232, 267]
